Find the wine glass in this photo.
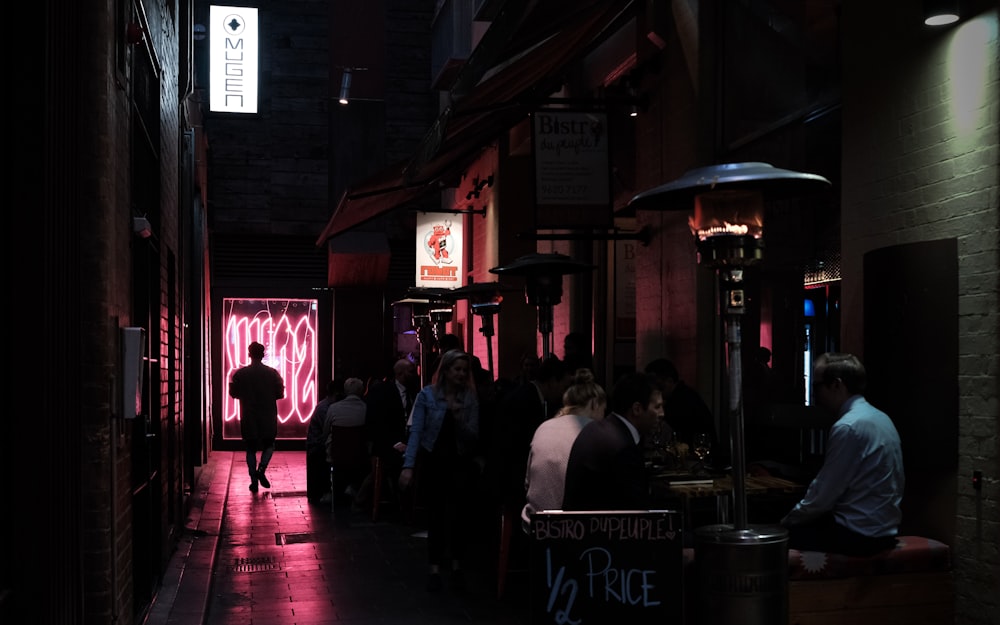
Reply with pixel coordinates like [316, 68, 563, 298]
[693, 433, 712, 468]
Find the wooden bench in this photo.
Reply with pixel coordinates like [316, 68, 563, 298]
[788, 535, 953, 625]
[681, 535, 952, 625]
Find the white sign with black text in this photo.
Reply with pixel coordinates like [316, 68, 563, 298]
[534, 111, 609, 205]
[209, 5, 259, 114]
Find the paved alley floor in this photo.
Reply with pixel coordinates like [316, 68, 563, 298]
[146, 450, 531, 625]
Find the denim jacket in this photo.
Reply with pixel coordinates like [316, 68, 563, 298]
[402, 384, 479, 469]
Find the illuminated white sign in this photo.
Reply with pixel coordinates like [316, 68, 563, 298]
[209, 6, 259, 114]
[415, 212, 463, 287]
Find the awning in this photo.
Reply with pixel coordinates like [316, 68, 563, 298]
[316, 0, 636, 246]
[326, 231, 391, 287]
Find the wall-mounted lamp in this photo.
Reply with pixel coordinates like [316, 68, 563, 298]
[132, 216, 153, 239]
[465, 174, 494, 200]
[924, 0, 959, 26]
[338, 68, 353, 104]
[627, 87, 640, 117]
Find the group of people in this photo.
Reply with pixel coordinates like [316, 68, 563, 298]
[304, 359, 421, 510]
[231, 339, 906, 595]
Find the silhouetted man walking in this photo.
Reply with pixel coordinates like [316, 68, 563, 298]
[229, 342, 284, 492]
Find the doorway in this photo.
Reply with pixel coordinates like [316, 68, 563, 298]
[864, 238, 958, 544]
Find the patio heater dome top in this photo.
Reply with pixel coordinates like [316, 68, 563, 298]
[391, 297, 432, 306]
[628, 162, 831, 212]
[407, 282, 510, 303]
[489, 252, 595, 277]
[406, 286, 459, 302]
[451, 281, 506, 300]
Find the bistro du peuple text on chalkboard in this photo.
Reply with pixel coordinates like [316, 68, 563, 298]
[529, 510, 682, 625]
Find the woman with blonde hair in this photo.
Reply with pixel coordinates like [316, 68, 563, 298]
[399, 349, 480, 593]
[521, 368, 606, 527]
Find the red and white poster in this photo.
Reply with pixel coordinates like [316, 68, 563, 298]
[415, 212, 463, 287]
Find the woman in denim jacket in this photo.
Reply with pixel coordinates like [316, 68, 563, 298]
[399, 349, 480, 592]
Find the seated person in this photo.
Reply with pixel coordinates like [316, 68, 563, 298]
[562, 372, 663, 511]
[324, 377, 369, 502]
[522, 369, 607, 527]
[356, 359, 418, 511]
[781, 352, 903, 557]
[644, 358, 717, 451]
[306, 379, 342, 502]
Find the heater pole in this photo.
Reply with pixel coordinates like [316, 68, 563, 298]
[415, 316, 434, 387]
[479, 312, 496, 378]
[538, 303, 554, 360]
[721, 267, 749, 530]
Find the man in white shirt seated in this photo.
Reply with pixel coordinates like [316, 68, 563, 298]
[781, 352, 904, 556]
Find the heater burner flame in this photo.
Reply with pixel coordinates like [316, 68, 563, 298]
[688, 190, 765, 244]
[692, 221, 762, 240]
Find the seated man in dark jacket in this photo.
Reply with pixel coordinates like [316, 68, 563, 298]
[357, 359, 418, 512]
[645, 358, 717, 451]
[563, 372, 663, 511]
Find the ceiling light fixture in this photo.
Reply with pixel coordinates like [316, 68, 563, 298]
[923, 0, 959, 26]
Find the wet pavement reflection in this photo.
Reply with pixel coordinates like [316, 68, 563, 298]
[147, 451, 529, 625]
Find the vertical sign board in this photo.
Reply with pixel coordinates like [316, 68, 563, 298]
[209, 5, 259, 113]
[530, 510, 682, 625]
[533, 111, 612, 229]
[615, 239, 637, 339]
[415, 212, 463, 288]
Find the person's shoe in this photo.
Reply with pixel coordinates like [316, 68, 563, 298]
[249, 480, 259, 493]
[426, 573, 443, 593]
[450, 569, 467, 594]
[257, 470, 270, 489]
[318, 493, 332, 504]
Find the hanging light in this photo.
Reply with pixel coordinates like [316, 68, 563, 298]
[338, 68, 352, 104]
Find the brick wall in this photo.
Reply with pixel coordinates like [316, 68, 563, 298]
[73, 0, 187, 620]
[841, 5, 999, 624]
[208, 0, 331, 237]
[631, 6, 999, 623]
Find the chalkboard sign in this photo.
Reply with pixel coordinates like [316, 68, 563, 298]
[529, 510, 682, 625]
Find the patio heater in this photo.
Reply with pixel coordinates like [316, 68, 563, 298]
[406, 283, 507, 379]
[390, 297, 440, 387]
[404, 287, 456, 385]
[489, 253, 594, 359]
[629, 162, 830, 625]
[453, 281, 505, 378]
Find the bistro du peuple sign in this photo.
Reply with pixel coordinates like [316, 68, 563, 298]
[529, 510, 682, 625]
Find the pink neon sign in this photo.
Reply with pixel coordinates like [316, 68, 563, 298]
[222, 298, 317, 440]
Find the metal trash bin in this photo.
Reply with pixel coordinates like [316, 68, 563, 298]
[695, 524, 789, 625]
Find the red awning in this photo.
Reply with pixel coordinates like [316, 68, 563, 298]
[316, 0, 636, 246]
[326, 231, 392, 287]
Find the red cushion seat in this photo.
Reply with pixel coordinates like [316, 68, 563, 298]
[788, 535, 952, 580]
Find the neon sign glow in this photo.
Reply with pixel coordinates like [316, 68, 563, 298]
[222, 298, 317, 440]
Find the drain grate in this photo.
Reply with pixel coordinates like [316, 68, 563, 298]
[275, 532, 319, 545]
[232, 556, 281, 573]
